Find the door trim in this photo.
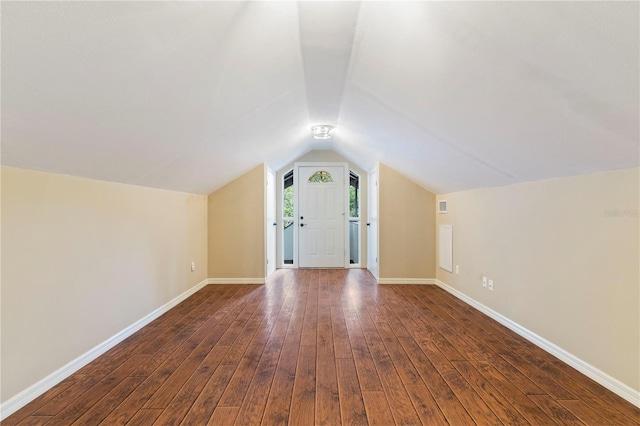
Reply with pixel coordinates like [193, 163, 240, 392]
[295, 162, 349, 268]
[367, 166, 379, 279]
[265, 167, 276, 279]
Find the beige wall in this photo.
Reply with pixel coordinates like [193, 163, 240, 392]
[379, 163, 436, 279]
[276, 150, 368, 267]
[208, 164, 265, 279]
[436, 167, 640, 391]
[1, 167, 208, 403]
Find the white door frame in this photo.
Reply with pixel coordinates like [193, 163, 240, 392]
[280, 168, 297, 269]
[367, 166, 379, 279]
[265, 167, 276, 279]
[348, 169, 362, 268]
[295, 162, 349, 268]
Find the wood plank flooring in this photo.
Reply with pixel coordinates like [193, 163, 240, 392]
[4, 269, 639, 425]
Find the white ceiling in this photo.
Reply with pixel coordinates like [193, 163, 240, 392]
[2, 1, 638, 194]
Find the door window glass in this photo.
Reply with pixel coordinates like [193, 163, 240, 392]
[308, 170, 334, 183]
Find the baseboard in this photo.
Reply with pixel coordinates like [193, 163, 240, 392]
[0, 278, 209, 421]
[377, 278, 436, 285]
[435, 279, 640, 408]
[207, 278, 266, 284]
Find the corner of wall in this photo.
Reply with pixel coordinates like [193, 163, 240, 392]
[378, 163, 437, 279]
[207, 164, 266, 279]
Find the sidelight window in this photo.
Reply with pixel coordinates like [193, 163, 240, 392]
[283, 170, 294, 265]
[349, 171, 360, 265]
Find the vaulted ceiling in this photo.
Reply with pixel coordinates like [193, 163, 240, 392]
[2, 1, 638, 194]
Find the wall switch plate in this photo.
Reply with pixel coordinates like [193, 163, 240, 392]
[191, 261, 196, 272]
[455, 265, 460, 274]
[488, 279, 494, 291]
[482, 276, 487, 287]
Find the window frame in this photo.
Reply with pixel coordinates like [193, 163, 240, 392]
[348, 170, 361, 268]
[281, 168, 296, 268]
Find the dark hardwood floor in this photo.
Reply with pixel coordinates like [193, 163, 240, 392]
[4, 269, 639, 425]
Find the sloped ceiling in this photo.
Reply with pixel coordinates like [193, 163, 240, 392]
[2, 1, 638, 194]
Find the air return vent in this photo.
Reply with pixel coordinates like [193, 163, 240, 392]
[438, 200, 448, 214]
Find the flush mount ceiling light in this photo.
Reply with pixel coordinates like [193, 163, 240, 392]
[311, 125, 333, 139]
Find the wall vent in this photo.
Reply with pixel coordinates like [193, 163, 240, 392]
[438, 200, 448, 214]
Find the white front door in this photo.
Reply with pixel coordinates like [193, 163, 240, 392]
[298, 165, 346, 268]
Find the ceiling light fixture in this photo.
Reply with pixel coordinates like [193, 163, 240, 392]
[311, 125, 333, 139]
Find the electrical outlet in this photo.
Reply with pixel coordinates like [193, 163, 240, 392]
[488, 279, 494, 291]
[455, 265, 460, 274]
[482, 276, 487, 288]
[191, 261, 196, 272]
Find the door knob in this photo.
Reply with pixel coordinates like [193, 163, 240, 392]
[367, 223, 371, 226]
[300, 223, 305, 227]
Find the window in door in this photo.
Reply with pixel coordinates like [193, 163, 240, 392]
[308, 170, 334, 183]
[282, 169, 295, 266]
[349, 171, 360, 266]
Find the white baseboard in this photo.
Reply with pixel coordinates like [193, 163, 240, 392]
[0, 278, 209, 421]
[207, 278, 265, 284]
[377, 278, 436, 285]
[434, 279, 640, 408]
